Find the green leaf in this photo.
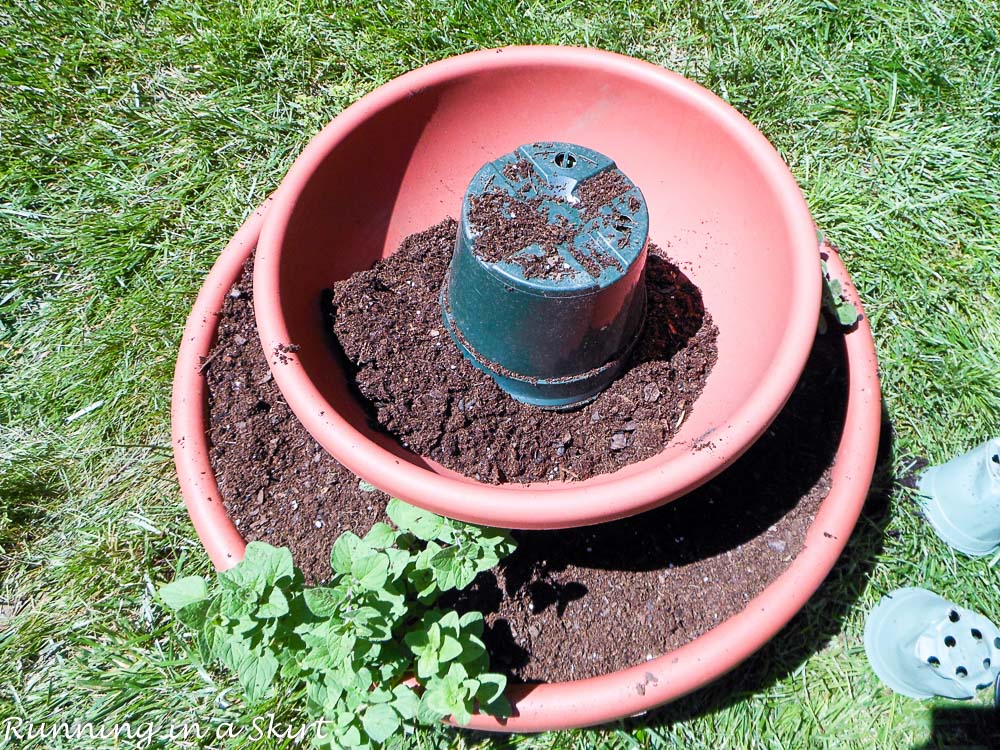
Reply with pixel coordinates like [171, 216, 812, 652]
[820, 259, 860, 328]
[420, 686, 453, 721]
[403, 628, 429, 652]
[213, 631, 248, 672]
[175, 599, 210, 629]
[475, 673, 507, 705]
[331, 532, 361, 575]
[256, 586, 289, 619]
[365, 522, 398, 549]
[421, 665, 473, 725]
[361, 703, 400, 743]
[416, 650, 439, 680]
[439, 634, 463, 663]
[384, 547, 414, 578]
[459, 611, 484, 634]
[234, 644, 278, 703]
[457, 633, 487, 667]
[219, 582, 257, 619]
[245, 542, 295, 585]
[159, 576, 209, 610]
[836, 300, 861, 326]
[303, 585, 346, 618]
[416, 691, 447, 724]
[156, 532, 520, 738]
[339, 724, 363, 749]
[391, 684, 421, 721]
[386, 499, 446, 541]
[351, 553, 390, 591]
[279, 655, 302, 681]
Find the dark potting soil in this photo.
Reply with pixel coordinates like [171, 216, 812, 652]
[203, 244, 847, 683]
[328, 219, 719, 484]
[204, 260, 389, 584]
[470, 160, 635, 280]
[448, 329, 844, 681]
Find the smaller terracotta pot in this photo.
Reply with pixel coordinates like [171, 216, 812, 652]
[171, 203, 881, 731]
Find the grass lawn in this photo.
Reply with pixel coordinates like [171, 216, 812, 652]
[2, 0, 999, 747]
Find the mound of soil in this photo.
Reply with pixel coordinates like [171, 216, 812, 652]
[328, 219, 718, 484]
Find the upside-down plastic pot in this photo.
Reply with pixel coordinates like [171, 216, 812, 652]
[864, 588, 1000, 699]
[172, 194, 882, 729]
[918, 438, 1000, 557]
[442, 142, 648, 409]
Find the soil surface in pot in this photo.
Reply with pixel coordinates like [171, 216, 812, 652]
[204, 257, 846, 683]
[328, 219, 719, 484]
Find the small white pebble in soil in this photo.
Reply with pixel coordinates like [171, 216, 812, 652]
[314, 519, 324, 529]
[429, 329, 440, 337]
[291, 500, 298, 510]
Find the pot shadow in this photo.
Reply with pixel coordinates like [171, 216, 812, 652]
[495, 329, 850, 585]
[612, 404, 894, 733]
[628, 253, 707, 367]
[460, 404, 893, 745]
[450, 328, 888, 686]
[912, 704, 1000, 749]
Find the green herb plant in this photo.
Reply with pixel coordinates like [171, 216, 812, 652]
[820, 257, 862, 331]
[158, 499, 516, 748]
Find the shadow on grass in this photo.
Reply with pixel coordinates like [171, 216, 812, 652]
[614, 402, 894, 732]
[0, 460, 62, 579]
[912, 704, 1000, 749]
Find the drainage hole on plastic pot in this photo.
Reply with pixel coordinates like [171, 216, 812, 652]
[554, 152, 577, 169]
[972, 628, 983, 640]
[928, 656, 941, 668]
[949, 610, 961, 623]
[956, 666, 968, 678]
[614, 221, 634, 232]
[995, 637, 1000, 649]
[945, 636, 957, 647]
[985, 658, 992, 670]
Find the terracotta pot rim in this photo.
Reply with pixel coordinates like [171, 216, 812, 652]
[171, 200, 880, 732]
[252, 46, 823, 529]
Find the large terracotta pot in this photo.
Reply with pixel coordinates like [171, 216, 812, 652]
[171, 199, 880, 731]
[251, 46, 823, 530]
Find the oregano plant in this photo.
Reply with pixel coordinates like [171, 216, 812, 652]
[159, 499, 516, 749]
[820, 257, 862, 331]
